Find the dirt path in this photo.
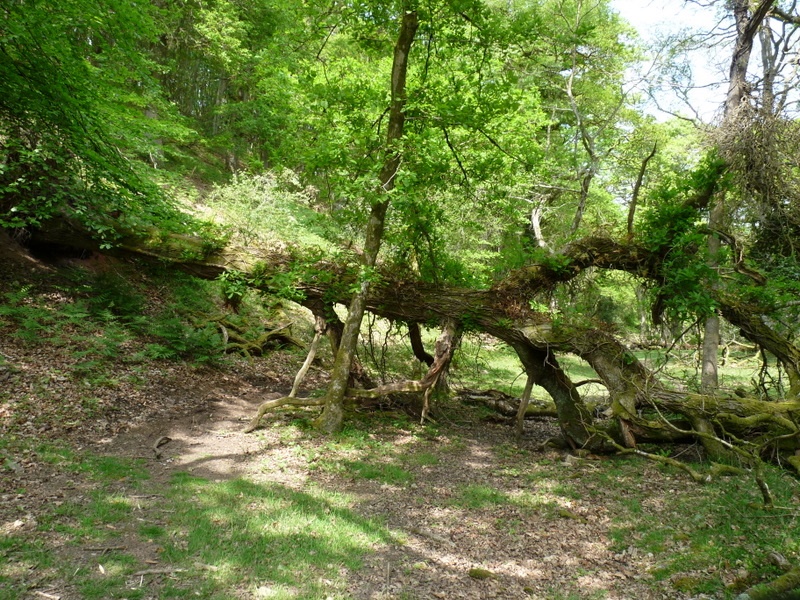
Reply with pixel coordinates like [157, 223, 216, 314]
[70, 384, 675, 600]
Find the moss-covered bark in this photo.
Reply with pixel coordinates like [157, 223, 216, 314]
[737, 567, 800, 600]
[27, 207, 800, 463]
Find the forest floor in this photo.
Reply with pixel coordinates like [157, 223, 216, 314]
[1, 237, 796, 600]
[1, 340, 697, 600]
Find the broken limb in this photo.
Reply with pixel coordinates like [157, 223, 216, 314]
[244, 317, 327, 433]
[596, 429, 709, 483]
[515, 374, 535, 440]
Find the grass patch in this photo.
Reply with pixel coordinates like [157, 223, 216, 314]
[451, 484, 512, 509]
[341, 460, 414, 484]
[583, 458, 799, 596]
[73, 552, 142, 600]
[404, 451, 439, 467]
[0, 536, 56, 600]
[155, 474, 390, 598]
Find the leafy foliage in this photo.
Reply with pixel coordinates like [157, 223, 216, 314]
[0, 0, 185, 235]
[637, 156, 728, 323]
[201, 172, 337, 250]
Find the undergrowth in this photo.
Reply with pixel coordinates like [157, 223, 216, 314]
[0, 262, 289, 375]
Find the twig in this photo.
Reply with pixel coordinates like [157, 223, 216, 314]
[83, 545, 126, 553]
[152, 436, 172, 460]
[131, 567, 187, 576]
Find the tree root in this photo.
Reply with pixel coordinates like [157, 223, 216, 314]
[243, 395, 326, 433]
[709, 462, 747, 477]
[244, 321, 325, 433]
[347, 320, 460, 424]
[621, 400, 776, 505]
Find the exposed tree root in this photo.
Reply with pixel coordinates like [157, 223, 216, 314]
[245, 319, 460, 431]
[243, 395, 326, 433]
[636, 397, 776, 506]
[244, 317, 326, 433]
[219, 320, 303, 357]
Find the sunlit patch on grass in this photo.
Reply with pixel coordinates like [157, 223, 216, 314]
[451, 484, 511, 509]
[155, 473, 390, 598]
[404, 451, 439, 467]
[0, 535, 56, 600]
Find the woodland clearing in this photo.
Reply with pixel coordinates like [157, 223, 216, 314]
[1, 239, 798, 600]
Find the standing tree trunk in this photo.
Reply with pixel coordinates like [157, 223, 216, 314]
[314, 10, 419, 433]
[702, 0, 775, 394]
[701, 198, 724, 392]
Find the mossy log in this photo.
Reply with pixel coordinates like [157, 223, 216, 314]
[736, 567, 800, 600]
[459, 389, 568, 419]
[653, 391, 800, 450]
[27, 218, 800, 465]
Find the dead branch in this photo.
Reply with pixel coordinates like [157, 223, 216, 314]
[244, 396, 326, 433]
[152, 436, 171, 459]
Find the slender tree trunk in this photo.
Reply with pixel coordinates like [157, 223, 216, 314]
[530, 199, 549, 250]
[516, 374, 535, 440]
[315, 10, 419, 433]
[701, 199, 725, 392]
[702, 0, 775, 394]
[627, 143, 657, 238]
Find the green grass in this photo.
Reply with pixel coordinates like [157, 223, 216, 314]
[340, 460, 414, 484]
[0, 536, 56, 600]
[3, 414, 799, 600]
[1, 445, 391, 600]
[451, 484, 511, 509]
[585, 458, 799, 597]
[404, 451, 439, 467]
[154, 474, 389, 599]
[0, 451, 149, 596]
[302, 415, 429, 487]
[3, 307, 799, 600]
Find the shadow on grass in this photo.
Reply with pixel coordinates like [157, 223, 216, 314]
[150, 474, 391, 598]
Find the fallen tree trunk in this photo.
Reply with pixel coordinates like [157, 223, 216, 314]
[25, 219, 800, 469]
[460, 389, 559, 419]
